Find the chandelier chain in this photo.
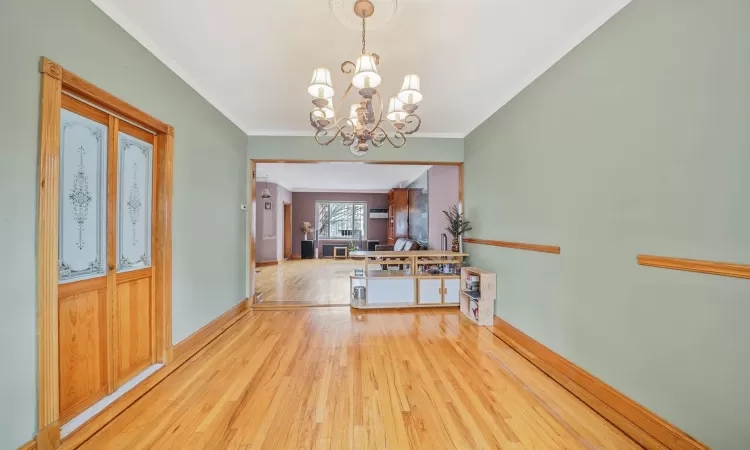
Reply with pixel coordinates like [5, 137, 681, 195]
[361, 13, 366, 54]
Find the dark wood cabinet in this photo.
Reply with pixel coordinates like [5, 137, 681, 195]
[301, 240, 314, 259]
[387, 188, 409, 245]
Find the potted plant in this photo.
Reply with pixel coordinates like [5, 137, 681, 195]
[300, 221, 313, 240]
[443, 205, 472, 252]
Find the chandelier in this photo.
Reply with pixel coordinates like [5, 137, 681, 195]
[307, 0, 422, 156]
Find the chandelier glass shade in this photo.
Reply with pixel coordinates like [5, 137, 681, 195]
[308, 68, 334, 99]
[398, 74, 422, 105]
[308, 0, 422, 155]
[352, 54, 382, 89]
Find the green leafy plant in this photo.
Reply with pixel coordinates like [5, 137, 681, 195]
[443, 205, 472, 238]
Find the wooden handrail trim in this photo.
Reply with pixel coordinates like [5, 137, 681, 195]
[463, 238, 560, 255]
[638, 255, 750, 279]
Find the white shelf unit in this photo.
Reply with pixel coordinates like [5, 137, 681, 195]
[459, 267, 496, 326]
[348, 250, 468, 309]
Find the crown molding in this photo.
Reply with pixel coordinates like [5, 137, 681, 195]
[92, 0, 254, 135]
[290, 188, 390, 194]
[94, 0, 629, 141]
[246, 130, 466, 138]
[465, 0, 631, 137]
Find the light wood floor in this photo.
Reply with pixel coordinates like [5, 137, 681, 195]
[255, 259, 360, 306]
[79, 308, 640, 449]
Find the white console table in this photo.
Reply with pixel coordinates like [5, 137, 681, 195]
[348, 250, 468, 309]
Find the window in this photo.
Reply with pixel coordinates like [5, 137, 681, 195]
[316, 201, 367, 240]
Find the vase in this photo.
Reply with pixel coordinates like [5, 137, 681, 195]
[304, 233, 308, 240]
[452, 237, 459, 252]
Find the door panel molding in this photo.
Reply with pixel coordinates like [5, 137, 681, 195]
[57, 276, 107, 298]
[114, 276, 153, 388]
[36, 57, 173, 448]
[116, 267, 152, 283]
[58, 288, 108, 422]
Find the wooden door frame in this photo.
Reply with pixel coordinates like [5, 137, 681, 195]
[36, 57, 173, 448]
[247, 159, 463, 304]
[283, 202, 292, 260]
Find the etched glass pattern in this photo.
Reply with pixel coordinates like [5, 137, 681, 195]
[117, 132, 153, 272]
[59, 109, 108, 283]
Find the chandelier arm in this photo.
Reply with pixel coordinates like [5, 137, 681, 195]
[371, 126, 406, 149]
[370, 127, 386, 147]
[309, 111, 328, 131]
[314, 127, 343, 146]
[332, 115, 357, 137]
[341, 60, 356, 75]
[388, 130, 407, 148]
[383, 129, 406, 148]
[401, 113, 422, 135]
[332, 82, 355, 121]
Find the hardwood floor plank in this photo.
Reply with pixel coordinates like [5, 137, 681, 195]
[78, 308, 641, 449]
[254, 259, 360, 306]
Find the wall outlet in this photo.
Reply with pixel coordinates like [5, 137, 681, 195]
[240, 204, 247, 210]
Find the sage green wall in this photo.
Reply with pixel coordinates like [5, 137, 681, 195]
[0, 0, 248, 447]
[247, 136, 463, 162]
[464, 0, 750, 448]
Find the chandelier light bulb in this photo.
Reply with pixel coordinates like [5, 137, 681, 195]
[387, 97, 406, 122]
[397, 74, 422, 105]
[308, 68, 334, 99]
[352, 54, 381, 89]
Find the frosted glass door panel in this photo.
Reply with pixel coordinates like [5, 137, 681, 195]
[59, 109, 108, 283]
[117, 132, 153, 272]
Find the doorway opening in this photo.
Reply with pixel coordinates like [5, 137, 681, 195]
[249, 160, 461, 307]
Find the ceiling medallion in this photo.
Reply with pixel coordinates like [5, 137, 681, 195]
[308, 0, 422, 156]
[330, 0, 397, 31]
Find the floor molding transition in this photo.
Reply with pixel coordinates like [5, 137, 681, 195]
[489, 317, 708, 450]
[18, 438, 37, 450]
[173, 300, 248, 360]
[255, 260, 280, 267]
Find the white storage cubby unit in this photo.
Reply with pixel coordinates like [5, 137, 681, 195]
[459, 267, 496, 326]
[348, 250, 468, 309]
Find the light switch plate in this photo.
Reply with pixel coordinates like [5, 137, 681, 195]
[240, 204, 247, 210]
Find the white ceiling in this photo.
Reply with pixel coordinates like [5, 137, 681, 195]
[93, 0, 630, 137]
[256, 163, 430, 192]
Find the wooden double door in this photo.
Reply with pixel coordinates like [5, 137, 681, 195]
[57, 95, 158, 423]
